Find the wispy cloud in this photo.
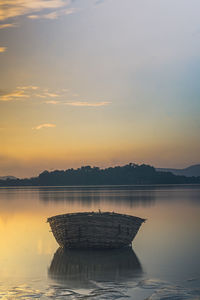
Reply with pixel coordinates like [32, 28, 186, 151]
[0, 85, 60, 102]
[0, 86, 40, 101]
[0, 0, 75, 22]
[0, 46, 7, 53]
[0, 89, 30, 101]
[0, 23, 17, 29]
[36, 92, 60, 99]
[36, 94, 47, 98]
[1, 85, 111, 107]
[32, 123, 56, 130]
[65, 101, 111, 107]
[45, 92, 60, 97]
[28, 7, 77, 20]
[0, 85, 63, 102]
[27, 15, 39, 20]
[44, 100, 60, 104]
[44, 100, 111, 107]
[17, 85, 39, 90]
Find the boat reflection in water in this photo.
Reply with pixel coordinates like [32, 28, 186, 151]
[48, 247, 142, 288]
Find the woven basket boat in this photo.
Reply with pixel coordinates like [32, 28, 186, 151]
[47, 211, 145, 249]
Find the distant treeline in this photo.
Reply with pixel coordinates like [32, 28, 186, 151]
[0, 163, 200, 186]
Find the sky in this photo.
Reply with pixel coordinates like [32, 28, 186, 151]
[0, 0, 200, 178]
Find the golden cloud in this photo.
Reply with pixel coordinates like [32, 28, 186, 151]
[0, 0, 72, 21]
[44, 92, 60, 97]
[65, 101, 111, 107]
[0, 46, 7, 53]
[28, 7, 76, 20]
[0, 85, 111, 107]
[44, 100, 60, 104]
[44, 100, 111, 107]
[0, 89, 30, 101]
[32, 123, 56, 130]
[0, 23, 17, 29]
[0, 86, 60, 101]
[17, 85, 39, 90]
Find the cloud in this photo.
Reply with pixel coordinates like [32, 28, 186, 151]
[32, 123, 56, 130]
[0, 85, 111, 107]
[0, 0, 74, 22]
[44, 99, 111, 107]
[0, 23, 17, 29]
[0, 46, 7, 53]
[65, 101, 111, 107]
[44, 92, 60, 97]
[0, 89, 30, 101]
[36, 91, 60, 98]
[36, 94, 47, 98]
[27, 14, 39, 19]
[0, 85, 63, 102]
[0, 85, 40, 101]
[44, 100, 60, 104]
[28, 7, 77, 20]
[17, 85, 39, 90]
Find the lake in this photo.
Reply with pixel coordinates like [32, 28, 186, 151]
[0, 185, 200, 299]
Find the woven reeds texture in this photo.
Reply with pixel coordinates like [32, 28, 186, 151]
[47, 212, 145, 249]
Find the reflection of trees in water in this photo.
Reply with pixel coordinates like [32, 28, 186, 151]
[48, 247, 143, 288]
[0, 187, 39, 202]
[39, 186, 156, 207]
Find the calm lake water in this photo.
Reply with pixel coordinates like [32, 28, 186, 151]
[0, 185, 200, 299]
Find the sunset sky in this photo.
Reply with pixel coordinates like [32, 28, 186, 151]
[0, 0, 200, 177]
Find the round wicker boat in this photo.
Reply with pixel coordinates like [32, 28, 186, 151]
[47, 211, 145, 249]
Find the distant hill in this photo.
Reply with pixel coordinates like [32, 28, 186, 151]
[156, 164, 200, 177]
[0, 176, 18, 180]
[0, 163, 200, 186]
